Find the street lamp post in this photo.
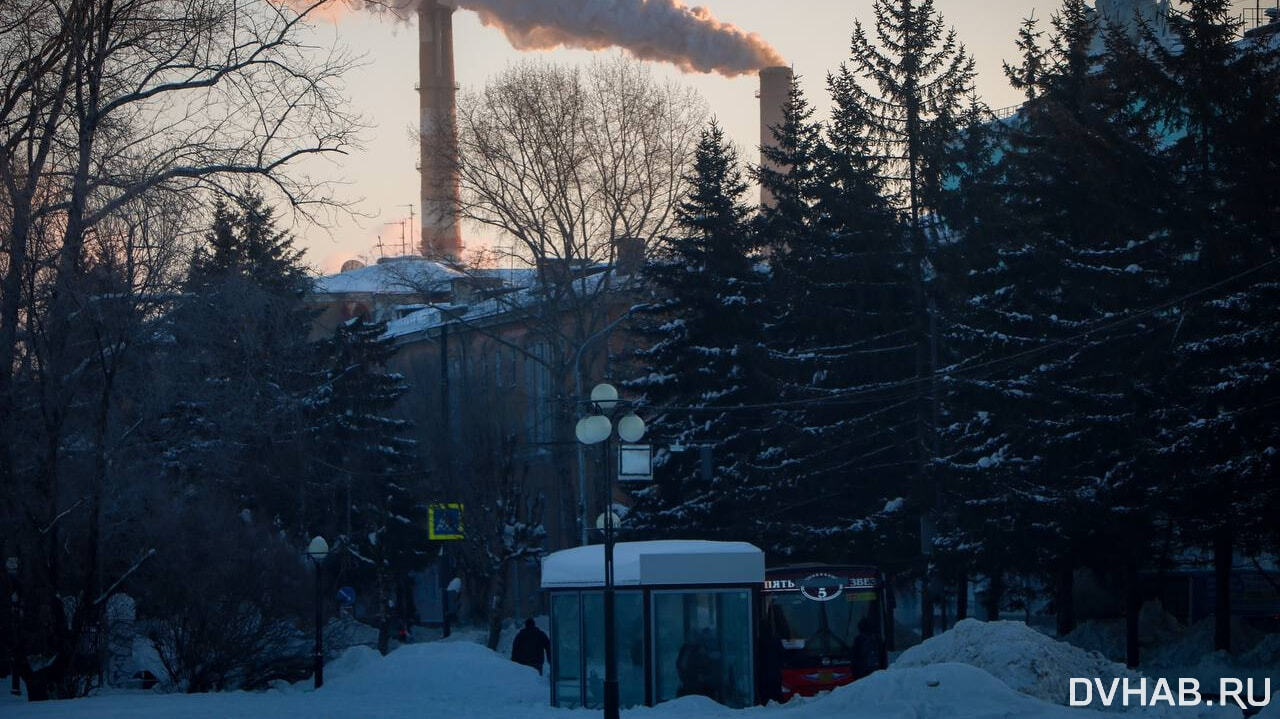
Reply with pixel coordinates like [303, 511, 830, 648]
[306, 536, 329, 690]
[572, 309, 639, 547]
[575, 383, 645, 719]
[6, 556, 18, 697]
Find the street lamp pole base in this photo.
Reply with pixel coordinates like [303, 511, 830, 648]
[313, 651, 324, 689]
[603, 679, 620, 719]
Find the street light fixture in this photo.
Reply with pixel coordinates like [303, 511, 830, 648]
[306, 536, 329, 690]
[576, 383, 645, 719]
[616, 413, 645, 443]
[589, 382, 620, 412]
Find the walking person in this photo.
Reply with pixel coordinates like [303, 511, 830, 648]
[511, 618, 551, 675]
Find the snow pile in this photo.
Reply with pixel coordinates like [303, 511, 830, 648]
[1065, 619, 1126, 660]
[1144, 617, 1280, 688]
[1065, 602, 1184, 663]
[325, 616, 380, 654]
[894, 618, 1140, 706]
[1064, 610, 1280, 688]
[795, 662, 1116, 719]
[1148, 615, 1265, 669]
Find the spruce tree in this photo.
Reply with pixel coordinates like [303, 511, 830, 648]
[932, 95, 1030, 608]
[939, 1, 1173, 639]
[1137, 0, 1280, 651]
[626, 122, 770, 542]
[846, 0, 977, 230]
[754, 73, 918, 562]
[167, 191, 319, 525]
[189, 192, 310, 297]
[309, 316, 428, 653]
[1004, 16, 1049, 102]
[843, 0, 976, 636]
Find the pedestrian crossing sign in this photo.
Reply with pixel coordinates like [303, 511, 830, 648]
[429, 503, 464, 540]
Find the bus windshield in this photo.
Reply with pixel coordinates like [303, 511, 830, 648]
[765, 590, 880, 668]
[761, 568, 885, 679]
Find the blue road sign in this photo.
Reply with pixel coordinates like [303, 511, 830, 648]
[429, 503, 464, 540]
[337, 586, 356, 605]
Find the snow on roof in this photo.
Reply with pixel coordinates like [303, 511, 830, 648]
[381, 296, 509, 340]
[540, 540, 764, 589]
[383, 306, 447, 338]
[381, 269, 621, 340]
[312, 256, 463, 296]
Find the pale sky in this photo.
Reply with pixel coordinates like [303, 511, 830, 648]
[293, 1, 1257, 273]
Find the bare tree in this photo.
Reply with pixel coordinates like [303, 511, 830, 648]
[414, 57, 703, 544]
[434, 398, 547, 651]
[0, 0, 360, 699]
[447, 57, 701, 278]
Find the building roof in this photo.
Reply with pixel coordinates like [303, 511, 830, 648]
[381, 267, 620, 340]
[540, 540, 765, 588]
[312, 256, 463, 296]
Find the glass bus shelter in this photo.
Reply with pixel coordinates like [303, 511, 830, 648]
[541, 540, 764, 710]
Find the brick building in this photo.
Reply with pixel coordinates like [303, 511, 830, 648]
[308, 255, 642, 616]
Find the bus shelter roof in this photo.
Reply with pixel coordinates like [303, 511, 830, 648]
[541, 540, 765, 589]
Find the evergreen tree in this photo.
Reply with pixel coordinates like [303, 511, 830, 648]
[308, 316, 429, 653]
[938, 0, 1174, 639]
[1136, 0, 1280, 651]
[846, 0, 977, 227]
[1004, 16, 1049, 102]
[932, 95, 1030, 608]
[754, 73, 918, 562]
[626, 122, 770, 541]
[166, 191, 319, 531]
[843, 0, 976, 635]
[188, 192, 310, 296]
[754, 76, 826, 257]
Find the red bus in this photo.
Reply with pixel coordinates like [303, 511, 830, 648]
[759, 565, 889, 700]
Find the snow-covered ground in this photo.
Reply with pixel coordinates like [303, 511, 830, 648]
[1, 619, 1270, 719]
[1066, 612, 1280, 691]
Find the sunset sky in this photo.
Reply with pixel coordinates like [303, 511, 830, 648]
[294, 0, 1257, 274]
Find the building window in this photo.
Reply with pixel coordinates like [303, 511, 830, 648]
[526, 342, 553, 443]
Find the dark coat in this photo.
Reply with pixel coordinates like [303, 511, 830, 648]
[511, 625, 551, 669]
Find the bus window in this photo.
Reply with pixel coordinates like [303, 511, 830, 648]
[761, 567, 885, 699]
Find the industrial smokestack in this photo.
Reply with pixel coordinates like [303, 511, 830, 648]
[758, 65, 792, 209]
[419, 1, 463, 260]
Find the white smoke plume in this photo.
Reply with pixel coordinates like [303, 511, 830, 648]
[456, 0, 785, 76]
[300, 0, 785, 77]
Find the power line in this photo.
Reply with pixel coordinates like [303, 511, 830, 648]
[651, 254, 1280, 414]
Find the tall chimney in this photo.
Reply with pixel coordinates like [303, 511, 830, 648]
[419, 2, 463, 260]
[758, 66, 793, 209]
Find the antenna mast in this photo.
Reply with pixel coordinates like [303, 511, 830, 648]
[400, 204, 416, 255]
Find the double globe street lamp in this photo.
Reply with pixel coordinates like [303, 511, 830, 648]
[575, 383, 646, 719]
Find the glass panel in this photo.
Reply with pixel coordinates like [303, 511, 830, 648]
[715, 591, 753, 707]
[551, 593, 581, 708]
[582, 591, 645, 709]
[583, 592, 605, 709]
[616, 592, 645, 708]
[651, 590, 753, 708]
